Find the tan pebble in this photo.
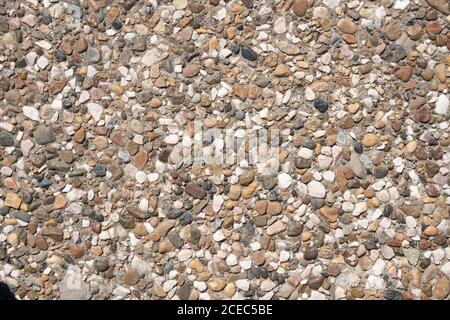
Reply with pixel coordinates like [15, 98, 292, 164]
[111, 84, 124, 95]
[123, 268, 140, 285]
[207, 278, 226, 291]
[337, 18, 357, 34]
[150, 97, 162, 108]
[7, 233, 19, 246]
[362, 134, 379, 147]
[4, 193, 21, 209]
[319, 207, 338, 222]
[69, 244, 84, 259]
[292, 0, 308, 17]
[188, 259, 205, 273]
[423, 225, 438, 236]
[226, 27, 237, 39]
[273, 64, 291, 77]
[73, 128, 86, 143]
[301, 231, 311, 241]
[3, 178, 20, 191]
[53, 194, 67, 210]
[224, 283, 236, 298]
[433, 277, 450, 300]
[228, 185, 241, 201]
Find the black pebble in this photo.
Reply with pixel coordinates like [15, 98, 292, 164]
[241, 45, 257, 61]
[179, 212, 193, 226]
[112, 19, 122, 30]
[354, 142, 363, 154]
[95, 214, 104, 222]
[202, 180, 212, 191]
[15, 59, 26, 68]
[313, 98, 328, 113]
[93, 164, 106, 177]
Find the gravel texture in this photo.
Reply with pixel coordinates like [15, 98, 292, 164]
[0, 0, 449, 300]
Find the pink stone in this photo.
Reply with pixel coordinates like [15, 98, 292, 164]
[22, 14, 37, 27]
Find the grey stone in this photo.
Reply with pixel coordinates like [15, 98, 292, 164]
[34, 126, 55, 145]
[0, 131, 14, 146]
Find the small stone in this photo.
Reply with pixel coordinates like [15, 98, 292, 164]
[277, 41, 300, 55]
[127, 206, 151, 220]
[424, 225, 438, 236]
[69, 244, 84, 259]
[53, 194, 67, 210]
[293, 0, 308, 16]
[396, 66, 413, 82]
[93, 165, 106, 177]
[23, 106, 40, 121]
[319, 207, 338, 222]
[267, 221, 285, 236]
[384, 21, 402, 41]
[267, 201, 282, 215]
[182, 64, 200, 78]
[274, 16, 287, 34]
[85, 47, 102, 64]
[224, 283, 236, 297]
[433, 277, 450, 300]
[313, 99, 328, 113]
[435, 94, 448, 115]
[34, 126, 55, 145]
[278, 173, 292, 189]
[381, 246, 395, 260]
[362, 134, 378, 147]
[425, 0, 449, 15]
[278, 283, 295, 298]
[4, 193, 21, 209]
[94, 257, 109, 272]
[208, 278, 226, 291]
[185, 183, 207, 199]
[87, 103, 103, 122]
[0, 131, 14, 146]
[403, 248, 420, 266]
[239, 169, 255, 186]
[308, 181, 326, 198]
[75, 38, 88, 53]
[304, 246, 318, 260]
[241, 45, 257, 61]
[123, 269, 140, 285]
[337, 19, 357, 34]
[178, 284, 191, 300]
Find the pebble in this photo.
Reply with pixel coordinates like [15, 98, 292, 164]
[0, 131, 14, 146]
[278, 173, 292, 189]
[22, 106, 40, 121]
[293, 0, 308, 17]
[34, 126, 55, 145]
[313, 99, 328, 113]
[241, 45, 257, 61]
[435, 94, 449, 115]
[307, 181, 326, 198]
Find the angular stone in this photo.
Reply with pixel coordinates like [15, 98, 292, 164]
[34, 126, 55, 145]
[185, 183, 206, 199]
